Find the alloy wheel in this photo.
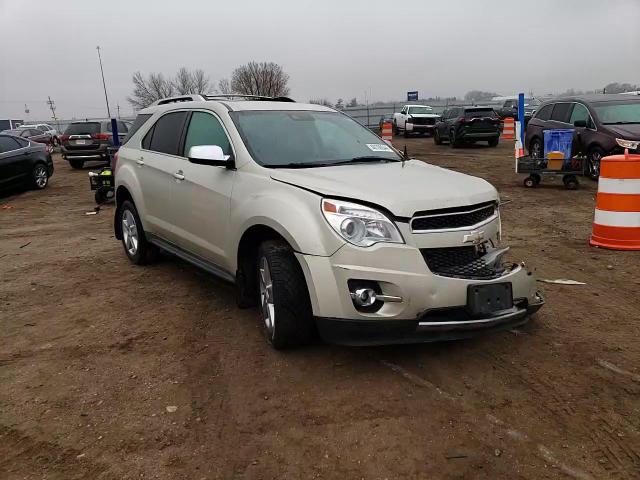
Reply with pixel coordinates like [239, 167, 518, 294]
[34, 165, 48, 188]
[121, 209, 139, 256]
[259, 256, 275, 336]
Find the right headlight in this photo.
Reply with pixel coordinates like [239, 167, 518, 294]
[321, 199, 404, 247]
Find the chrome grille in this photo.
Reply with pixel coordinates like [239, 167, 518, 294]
[411, 202, 496, 232]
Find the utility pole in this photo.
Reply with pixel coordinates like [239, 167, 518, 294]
[96, 46, 111, 118]
[47, 96, 60, 131]
[117, 104, 121, 119]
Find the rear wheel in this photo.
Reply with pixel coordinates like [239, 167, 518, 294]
[433, 129, 442, 145]
[488, 137, 499, 147]
[32, 163, 49, 190]
[119, 200, 157, 265]
[587, 146, 604, 180]
[69, 159, 84, 169]
[257, 240, 315, 349]
[449, 129, 458, 148]
[523, 176, 536, 188]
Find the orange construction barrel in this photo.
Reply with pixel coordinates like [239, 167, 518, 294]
[381, 121, 393, 143]
[590, 150, 640, 250]
[501, 117, 515, 140]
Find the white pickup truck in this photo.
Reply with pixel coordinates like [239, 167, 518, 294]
[393, 105, 441, 137]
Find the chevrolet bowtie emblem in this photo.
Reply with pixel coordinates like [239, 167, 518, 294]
[463, 230, 485, 244]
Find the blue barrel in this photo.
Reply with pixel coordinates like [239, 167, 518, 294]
[543, 129, 573, 160]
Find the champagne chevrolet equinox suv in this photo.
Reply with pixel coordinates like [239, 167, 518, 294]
[114, 94, 543, 349]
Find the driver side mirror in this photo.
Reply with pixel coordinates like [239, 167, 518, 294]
[188, 145, 234, 168]
[573, 120, 587, 128]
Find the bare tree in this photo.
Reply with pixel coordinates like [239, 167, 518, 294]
[309, 98, 333, 107]
[173, 67, 210, 95]
[128, 71, 175, 110]
[464, 90, 498, 102]
[347, 98, 358, 107]
[218, 78, 234, 94]
[335, 98, 344, 110]
[230, 61, 290, 97]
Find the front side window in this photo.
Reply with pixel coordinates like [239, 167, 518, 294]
[233, 110, 401, 168]
[183, 112, 231, 157]
[146, 111, 189, 155]
[593, 102, 640, 125]
[551, 103, 572, 123]
[123, 114, 152, 145]
[569, 103, 591, 126]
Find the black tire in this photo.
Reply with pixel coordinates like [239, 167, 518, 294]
[403, 129, 410, 138]
[95, 189, 107, 204]
[529, 138, 543, 159]
[32, 163, 49, 190]
[52, 137, 59, 147]
[488, 137, 499, 147]
[523, 176, 536, 188]
[392, 122, 398, 135]
[532, 173, 542, 186]
[69, 159, 84, 169]
[433, 129, 442, 145]
[449, 129, 458, 148]
[586, 146, 604, 180]
[118, 200, 157, 265]
[257, 240, 315, 349]
[563, 175, 579, 190]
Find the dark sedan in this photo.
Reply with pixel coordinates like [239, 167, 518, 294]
[525, 94, 640, 179]
[0, 134, 54, 191]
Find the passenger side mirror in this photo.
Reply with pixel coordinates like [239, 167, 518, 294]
[573, 120, 587, 128]
[188, 145, 234, 168]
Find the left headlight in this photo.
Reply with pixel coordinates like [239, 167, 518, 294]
[616, 138, 640, 150]
[321, 199, 404, 247]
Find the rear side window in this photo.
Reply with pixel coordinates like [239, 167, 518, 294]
[183, 112, 231, 157]
[146, 111, 189, 155]
[464, 108, 497, 119]
[535, 104, 553, 121]
[551, 103, 572, 123]
[123, 114, 152, 145]
[0, 136, 21, 153]
[65, 122, 100, 135]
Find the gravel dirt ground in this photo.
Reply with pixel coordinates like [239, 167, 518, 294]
[1, 139, 639, 480]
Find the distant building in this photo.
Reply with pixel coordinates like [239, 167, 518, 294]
[0, 119, 24, 130]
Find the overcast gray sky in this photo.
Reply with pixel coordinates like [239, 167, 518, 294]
[1, 0, 639, 120]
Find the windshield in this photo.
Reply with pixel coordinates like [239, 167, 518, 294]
[594, 102, 640, 124]
[524, 98, 541, 107]
[232, 110, 401, 168]
[407, 106, 433, 115]
[64, 122, 100, 135]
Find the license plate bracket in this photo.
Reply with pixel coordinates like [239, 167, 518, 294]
[467, 283, 513, 317]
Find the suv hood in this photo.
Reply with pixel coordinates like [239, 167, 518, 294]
[270, 161, 497, 218]
[604, 123, 640, 139]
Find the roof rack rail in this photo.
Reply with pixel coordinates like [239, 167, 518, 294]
[153, 94, 206, 106]
[204, 94, 295, 102]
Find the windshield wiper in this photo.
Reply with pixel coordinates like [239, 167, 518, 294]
[267, 162, 334, 169]
[329, 156, 401, 166]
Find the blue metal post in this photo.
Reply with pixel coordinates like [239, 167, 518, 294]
[110, 118, 120, 147]
[518, 93, 525, 145]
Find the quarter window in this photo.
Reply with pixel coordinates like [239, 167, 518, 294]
[183, 112, 231, 157]
[551, 103, 572, 123]
[146, 111, 189, 155]
[535, 104, 553, 121]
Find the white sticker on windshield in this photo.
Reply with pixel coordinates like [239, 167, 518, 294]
[366, 143, 394, 152]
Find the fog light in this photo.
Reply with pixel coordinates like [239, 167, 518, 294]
[351, 288, 377, 307]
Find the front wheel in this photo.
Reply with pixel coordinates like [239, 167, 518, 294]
[433, 129, 442, 145]
[587, 146, 604, 180]
[529, 138, 543, 159]
[32, 163, 49, 189]
[449, 129, 459, 148]
[257, 240, 315, 349]
[393, 122, 399, 135]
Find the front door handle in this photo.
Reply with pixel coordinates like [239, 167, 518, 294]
[173, 170, 185, 181]
[136, 158, 145, 166]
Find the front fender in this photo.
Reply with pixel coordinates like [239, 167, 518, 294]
[227, 182, 345, 273]
[115, 161, 146, 229]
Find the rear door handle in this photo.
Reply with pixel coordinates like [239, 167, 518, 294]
[173, 170, 185, 181]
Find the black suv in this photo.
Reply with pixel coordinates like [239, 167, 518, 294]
[525, 94, 640, 179]
[434, 106, 501, 147]
[60, 120, 129, 169]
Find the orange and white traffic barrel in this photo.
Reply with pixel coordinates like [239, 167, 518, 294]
[381, 121, 393, 143]
[501, 117, 515, 140]
[590, 150, 640, 250]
